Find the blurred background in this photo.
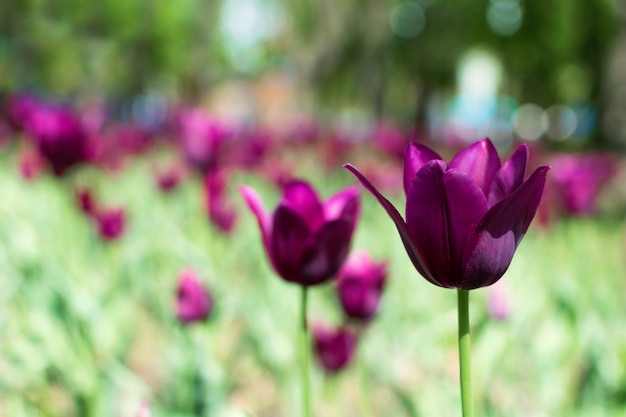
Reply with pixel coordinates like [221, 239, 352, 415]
[1, 0, 625, 148]
[1, 0, 626, 416]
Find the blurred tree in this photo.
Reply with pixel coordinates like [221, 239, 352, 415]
[0, 0, 619, 146]
[0, 0, 223, 101]
[280, 0, 618, 143]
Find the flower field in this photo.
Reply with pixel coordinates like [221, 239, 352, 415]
[1, 139, 625, 416]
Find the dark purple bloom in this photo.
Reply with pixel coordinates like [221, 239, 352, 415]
[312, 323, 358, 373]
[240, 180, 360, 286]
[345, 138, 549, 290]
[337, 251, 387, 322]
[94, 207, 126, 241]
[176, 268, 213, 324]
[25, 104, 90, 176]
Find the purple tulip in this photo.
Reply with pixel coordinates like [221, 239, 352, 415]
[549, 153, 617, 216]
[312, 323, 358, 373]
[205, 170, 237, 233]
[372, 121, 408, 160]
[24, 104, 92, 176]
[240, 180, 360, 286]
[155, 164, 184, 192]
[337, 251, 387, 322]
[75, 187, 97, 216]
[94, 207, 126, 241]
[345, 138, 549, 290]
[177, 109, 234, 172]
[176, 268, 213, 324]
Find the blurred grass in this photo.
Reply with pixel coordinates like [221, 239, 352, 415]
[0, 148, 625, 416]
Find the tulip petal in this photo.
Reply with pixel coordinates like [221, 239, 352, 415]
[487, 144, 528, 206]
[240, 185, 275, 266]
[406, 160, 488, 287]
[461, 165, 549, 289]
[449, 138, 500, 195]
[403, 142, 443, 196]
[272, 205, 316, 283]
[324, 185, 360, 224]
[343, 163, 434, 284]
[300, 219, 354, 285]
[281, 180, 325, 231]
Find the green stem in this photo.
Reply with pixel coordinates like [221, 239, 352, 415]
[458, 289, 474, 417]
[300, 286, 312, 417]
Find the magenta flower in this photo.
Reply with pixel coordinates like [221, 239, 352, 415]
[155, 164, 184, 192]
[176, 268, 213, 324]
[177, 109, 233, 172]
[94, 207, 126, 241]
[24, 104, 90, 176]
[312, 323, 358, 373]
[549, 153, 617, 216]
[75, 188, 97, 216]
[240, 180, 360, 286]
[345, 138, 549, 290]
[372, 121, 408, 160]
[6, 93, 39, 131]
[205, 170, 237, 233]
[337, 251, 387, 322]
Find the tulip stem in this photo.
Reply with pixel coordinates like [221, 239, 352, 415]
[300, 286, 312, 417]
[458, 289, 474, 417]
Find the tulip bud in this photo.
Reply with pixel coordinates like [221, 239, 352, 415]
[94, 207, 126, 241]
[312, 323, 358, 374]
[337, 251, 387, 322]
[176, 268, 213, 324]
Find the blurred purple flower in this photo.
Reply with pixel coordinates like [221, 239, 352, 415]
[232, 126, 274, 169]
[177, 109, 234, 172]
[205, 170, 237, 233]
[176, 268, 213, 324]
[549, 153, 617, 216]
[284, 119, 320, 145]
[6, 93, 39, 131]
[312, 323, 358, 373]
[109, 123, 153, 155]
[94, 207, 126, 241]
[155, 164, 184, 192]
[337, 251, 387, 322]
[24, 104, 90, 175]
[240, 180, 360, 286]
[345, 138, 549, 290]
[75, 188, 97, 216]
[488, 279, 509, 321]
[372, 121, 408, 159]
